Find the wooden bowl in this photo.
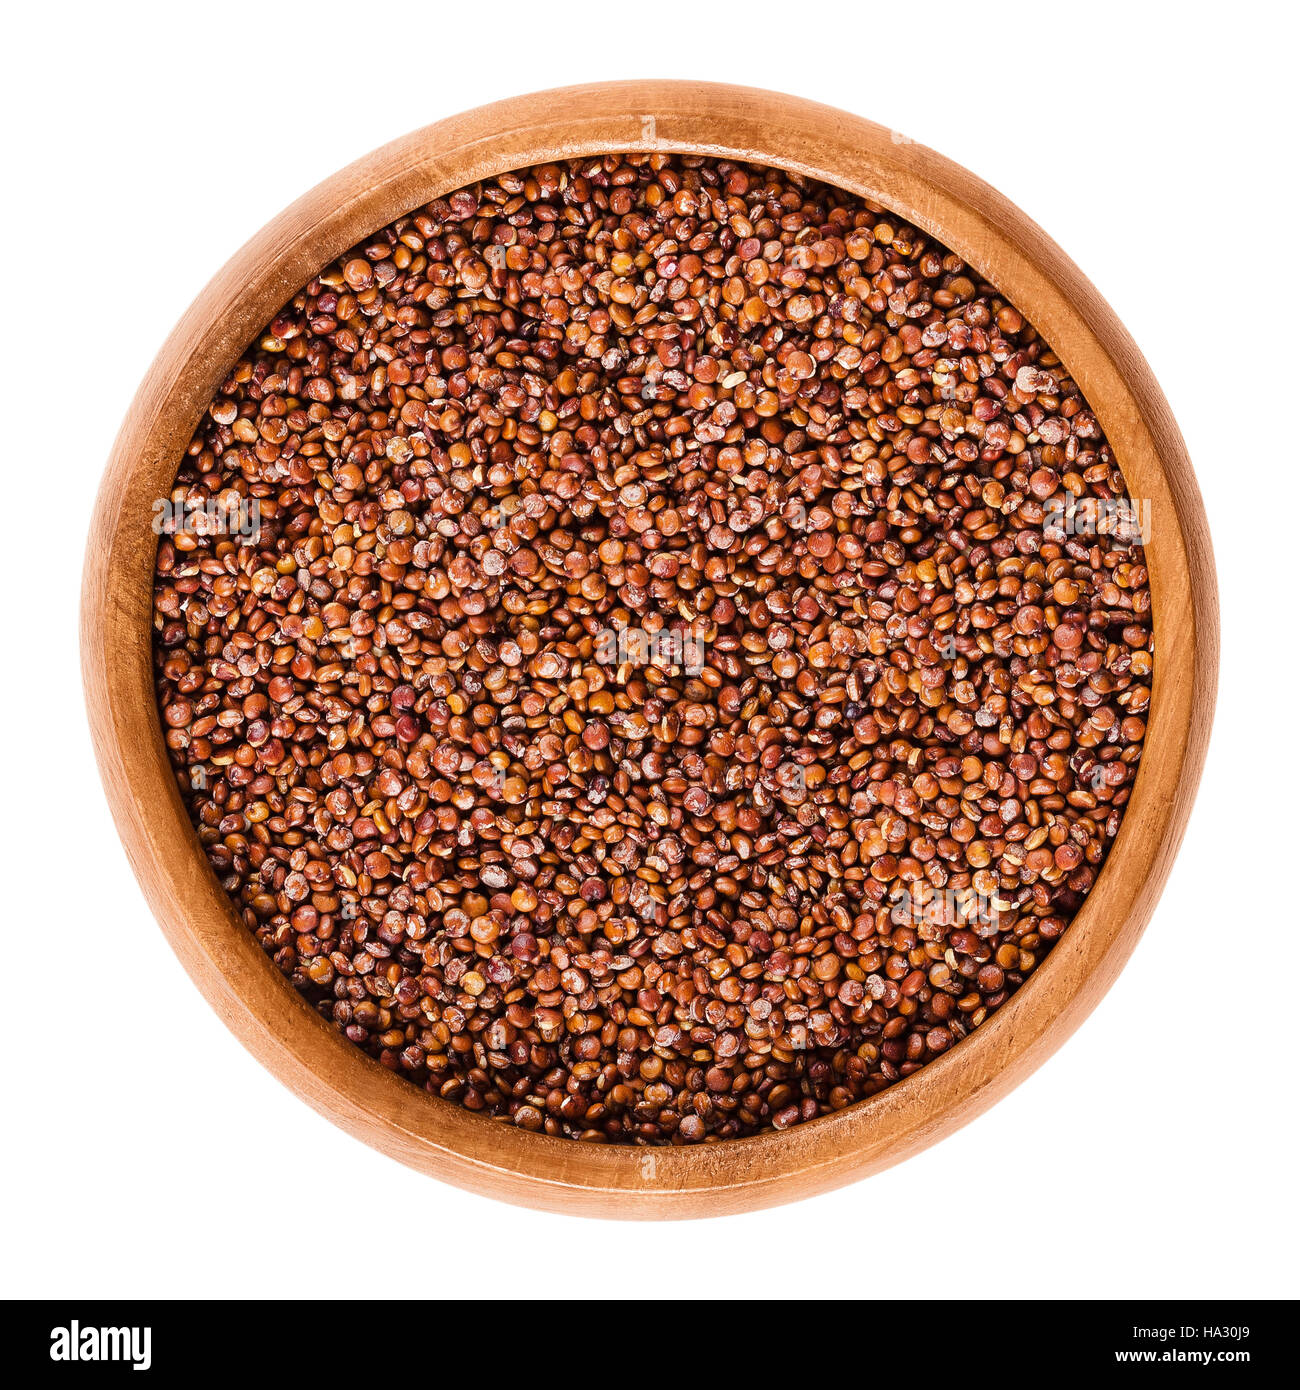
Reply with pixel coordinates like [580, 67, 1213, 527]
[81, 81, 1218, 1218]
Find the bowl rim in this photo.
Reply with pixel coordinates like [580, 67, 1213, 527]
[80, 79, 1218, 1219]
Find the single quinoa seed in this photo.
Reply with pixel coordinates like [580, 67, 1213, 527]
[152, 153, 1153, 1145]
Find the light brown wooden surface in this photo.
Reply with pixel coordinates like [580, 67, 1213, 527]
[80, 81, 1219, 1218]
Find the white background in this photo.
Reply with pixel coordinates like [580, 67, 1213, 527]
[3, 0, 1295, 1301]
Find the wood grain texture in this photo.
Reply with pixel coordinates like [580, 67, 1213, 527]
[80, 81, 1219, 1218]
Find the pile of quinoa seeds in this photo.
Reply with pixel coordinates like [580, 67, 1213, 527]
[153, 154, 1152, 1145]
